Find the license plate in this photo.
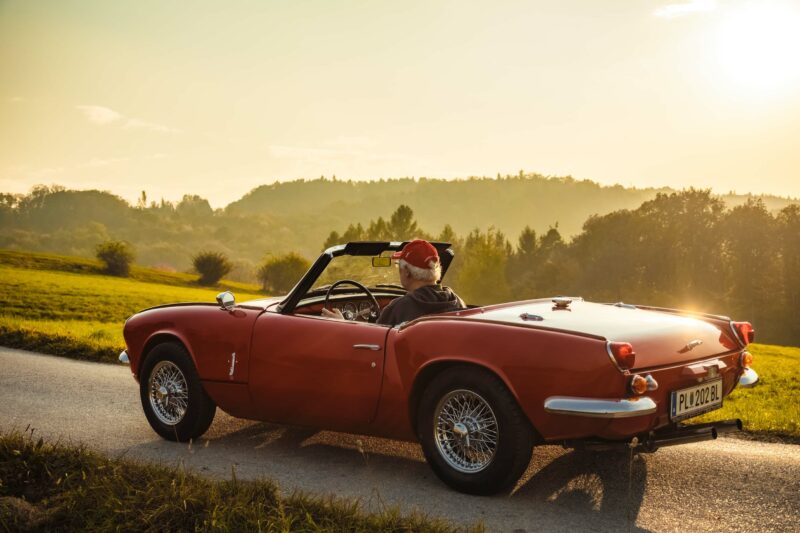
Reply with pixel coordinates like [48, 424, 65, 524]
[670, 379, 723, 421]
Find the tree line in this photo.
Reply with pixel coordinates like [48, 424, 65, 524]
[322, 191, 800, 345]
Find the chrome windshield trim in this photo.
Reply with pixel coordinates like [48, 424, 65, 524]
[544, 396, 657, 418]
[738, 367, 759, 388]
[119, 350, 130, 364]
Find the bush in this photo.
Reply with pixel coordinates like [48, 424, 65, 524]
[192, 251, 232, 286]
[257, 253, 310, 293]
[95, 240, 134, 277]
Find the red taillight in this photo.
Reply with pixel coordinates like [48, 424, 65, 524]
[608, 341, 636, 370]
[741, 351, 753, 368]
[732, 322, 755, 345]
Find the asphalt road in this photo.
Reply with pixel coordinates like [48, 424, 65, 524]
[1, 347, 798, 532]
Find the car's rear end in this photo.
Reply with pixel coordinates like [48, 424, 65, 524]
[462, 298, 758, 451]
[540, 302, 757, 450]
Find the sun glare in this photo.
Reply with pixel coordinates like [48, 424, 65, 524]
[714, 1, 800, 97]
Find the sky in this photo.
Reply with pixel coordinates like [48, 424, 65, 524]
[1, 0, 799, 207]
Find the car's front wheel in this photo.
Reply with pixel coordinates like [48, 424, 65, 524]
[139, 341, 216, 442]
[418, 366, 534, 495]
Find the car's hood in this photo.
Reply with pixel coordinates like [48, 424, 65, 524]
[136, 296, 282, 315]
[459, 299, 735, 369]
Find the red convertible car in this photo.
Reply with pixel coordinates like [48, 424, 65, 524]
[121, 241, 759, 495]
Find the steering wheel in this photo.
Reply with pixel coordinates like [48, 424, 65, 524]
[324, 279, 381, 323]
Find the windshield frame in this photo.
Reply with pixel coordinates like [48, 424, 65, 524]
[276, 241, 454, 314]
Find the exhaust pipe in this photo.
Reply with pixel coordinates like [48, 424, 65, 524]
[645, 427, 717, 451]
[679, 419, 742, 434]
[562, 418, 743, 453]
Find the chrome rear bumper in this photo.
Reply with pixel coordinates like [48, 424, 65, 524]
[738, 367, 758, 387]
[544, 396, 657, 418]
[119, 350, 129, 364]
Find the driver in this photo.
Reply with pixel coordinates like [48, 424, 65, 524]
[321, 239, 466, 326]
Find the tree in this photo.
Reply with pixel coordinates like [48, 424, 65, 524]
[176, 195, 213, 220]
[387, 205, 418, 239]
[96, 240, 134, 277]
[193, 251, 232, 285]
[778, 205, 800, 343]
[454, 227, 512, 305]
[257, 253, 311, 293]
[719, 199, 780, 337]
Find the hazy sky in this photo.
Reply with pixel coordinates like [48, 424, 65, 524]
[1, 0, 799, 206]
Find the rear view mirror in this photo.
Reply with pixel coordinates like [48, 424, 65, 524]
[372, 256, 392, 267]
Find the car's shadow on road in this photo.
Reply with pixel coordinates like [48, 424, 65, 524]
[128, 418, 651, 532]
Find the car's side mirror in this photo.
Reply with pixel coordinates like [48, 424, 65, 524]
[216, 291, 235, 311]
[372, 256, 392, 267]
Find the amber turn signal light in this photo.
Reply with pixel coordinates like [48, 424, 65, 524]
[630, 374, 648, 395]
[741, 351, 753, 368]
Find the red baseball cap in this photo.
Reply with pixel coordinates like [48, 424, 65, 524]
[391, 239, 439, 269]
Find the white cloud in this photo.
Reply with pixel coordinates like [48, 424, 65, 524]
[76, 105, 122, 124]
[75, 104, 179, 133]
[654, 0, 716, 19]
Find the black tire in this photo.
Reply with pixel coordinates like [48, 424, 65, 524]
[417, 366, 534, 495]
[139, 341, 216, 442]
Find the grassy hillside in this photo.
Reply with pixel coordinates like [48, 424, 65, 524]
[0, 249, 259, 292]
[0, 250, 263, 362]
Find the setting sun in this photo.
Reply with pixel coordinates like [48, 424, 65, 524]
[715, 1, 800, 96]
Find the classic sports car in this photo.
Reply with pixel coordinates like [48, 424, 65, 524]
[121, 241, 759, 495]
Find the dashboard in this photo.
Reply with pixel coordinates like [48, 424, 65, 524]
[294, 293, 400, 322]
[330, 299, 374, 321]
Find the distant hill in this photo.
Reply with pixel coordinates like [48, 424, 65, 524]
[1, 174, 797, 277]
[227, 174, 797, 242]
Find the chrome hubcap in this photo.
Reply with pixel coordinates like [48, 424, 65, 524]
[434, 389, 498, 473]
[148, 361, 188, 425]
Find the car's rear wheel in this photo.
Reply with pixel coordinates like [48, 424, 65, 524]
[139, 341, 216, 442]
[417, 366, 534, 495]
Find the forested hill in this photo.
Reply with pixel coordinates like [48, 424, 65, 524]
[227, 174, 795, 240]
[1, 174, 797, 276]
[227, 175, 660, 239]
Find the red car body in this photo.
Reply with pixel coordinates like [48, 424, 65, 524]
[122, 241, 758, 493]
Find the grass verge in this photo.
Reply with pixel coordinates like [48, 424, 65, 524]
[0, 430, 478, 532]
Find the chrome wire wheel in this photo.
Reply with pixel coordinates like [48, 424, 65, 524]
[148, 360, 189, 425]
[434, 389, 499, 473]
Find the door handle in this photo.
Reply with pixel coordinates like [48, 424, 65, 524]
[353, 344, 381, 351]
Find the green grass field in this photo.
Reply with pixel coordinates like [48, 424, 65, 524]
[0, 249, 264, 362]
[1, 249, 798, 439]
[0, 430, 476, 532]
[692, 343, 799, 439]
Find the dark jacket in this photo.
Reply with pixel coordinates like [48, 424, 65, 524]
[377, 284, 466, 327]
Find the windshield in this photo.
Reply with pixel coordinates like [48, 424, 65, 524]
[312, 254, 401, 291]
